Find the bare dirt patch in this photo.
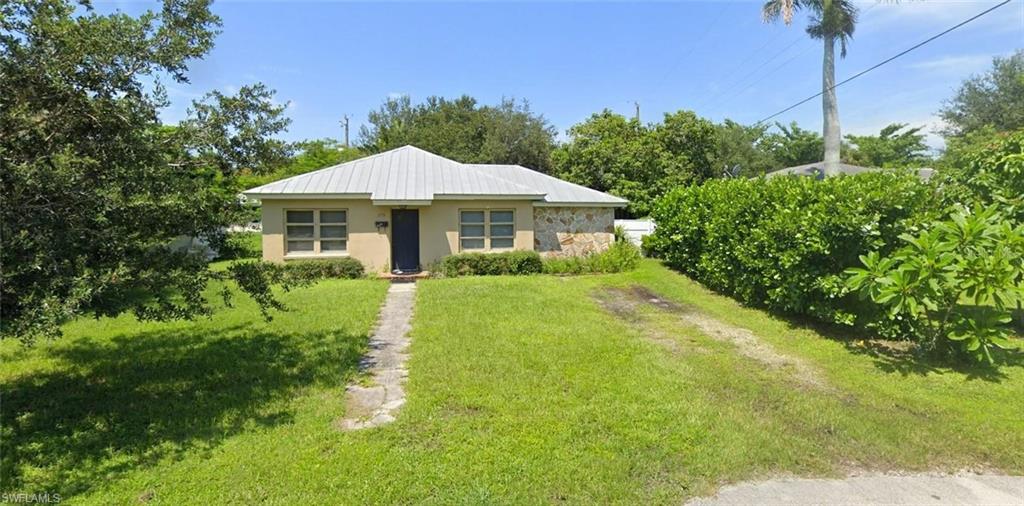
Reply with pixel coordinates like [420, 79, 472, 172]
[593, 289, 695, 355]
[595, 286, 832, 391]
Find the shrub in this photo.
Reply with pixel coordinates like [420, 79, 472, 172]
[937, 128, 1024, 223]
[846, 206, 1024, 363]
[647, 172, 937, 323]
[438, 251, 543, 277]
[282, 258, 365, 281]
[613, 224, 629, 243]
[542, 241, 642, 275]
[218, 232, 262, 260]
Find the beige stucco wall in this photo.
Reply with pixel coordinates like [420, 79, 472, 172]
[260, 198, 535, 272]
[533, 207, 615, 257]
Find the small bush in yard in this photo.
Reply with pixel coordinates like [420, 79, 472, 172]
[439, 251, 543, 277]
[283, 258, 365, 281]
[542, 241, 642, 275]
[647, 172, 937, 324]
[218, 232, 262, 260]
[846, 206, 1024, 363]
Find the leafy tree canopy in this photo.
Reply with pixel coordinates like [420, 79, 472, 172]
[1, 0, 291, 341]
[358, 95, 557, 172]
[939, 50, 1024, 137]
[844, 123, 931, 169]
[551, 109, 716, 217]
[763, 121, 825, 168]
[710, 120, 776, 178]
[236, 139, 365, 191]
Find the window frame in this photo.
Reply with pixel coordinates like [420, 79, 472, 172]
[458, 209, 515, 252]
[284, 208, 349, 257]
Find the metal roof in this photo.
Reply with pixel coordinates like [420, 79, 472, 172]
[244, 145, 628, 206]
[766, 161, 934, 181]
[467, 164, 627, 206]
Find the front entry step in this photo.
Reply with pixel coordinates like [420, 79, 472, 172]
[379, 271, 431, 283]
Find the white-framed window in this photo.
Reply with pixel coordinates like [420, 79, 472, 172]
[285, 209, 347, 255]
[459, 209, 515, 251]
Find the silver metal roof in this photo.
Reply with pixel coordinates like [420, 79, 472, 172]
[467, 164, 627, 206]
[244, 145, 628, 206]
[766, 161, 934, 181]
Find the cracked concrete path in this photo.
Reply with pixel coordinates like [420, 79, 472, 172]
[337, 281, 415, 431]
[686, 473, 1024, 505]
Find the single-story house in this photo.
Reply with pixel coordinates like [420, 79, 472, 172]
[765, 161, 935, 181]
[243, 145, 627, 273]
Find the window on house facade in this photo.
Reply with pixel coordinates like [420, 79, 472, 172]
[285, 209, 347, 255]
[459, 209, 514, 251]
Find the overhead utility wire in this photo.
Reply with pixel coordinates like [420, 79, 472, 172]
[651, 5, 733, 91]
[711, 2, 882, 113]
[754, 0, 1013, 125]
[696, 35, 807, 110]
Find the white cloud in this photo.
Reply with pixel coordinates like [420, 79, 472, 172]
[860, 0, 1020, 33]
[907, 53, 997, 74]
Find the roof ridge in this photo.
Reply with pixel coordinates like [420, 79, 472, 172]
[470, 163, 625, 202]
[245, 146, 427, 193]
[453, 163, 544, 196]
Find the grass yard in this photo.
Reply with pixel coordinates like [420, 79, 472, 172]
[1, 260, 1021, 503]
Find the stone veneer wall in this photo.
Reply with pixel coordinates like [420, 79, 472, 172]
[533, 207, 615, 257]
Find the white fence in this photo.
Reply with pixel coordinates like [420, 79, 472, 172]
[614, 219, 655, 247]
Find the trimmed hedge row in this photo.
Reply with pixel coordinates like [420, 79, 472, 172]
[645, 172, 937, 324]
[282, 257, 365, 281]
[437, 241, 644, 277]
[438, 250, 544, 277]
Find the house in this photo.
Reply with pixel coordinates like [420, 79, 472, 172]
[765, 161, 935, 181]
[243, 146, 627, 273]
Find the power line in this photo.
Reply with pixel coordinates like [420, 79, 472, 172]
[696, 35, 808, 111]
[688, 18, 796, 108]
[714, 42, 817, 111]
[651, 4, 734, 91]
[708, 1, 884, 113]
[754, 0, 1013, 125]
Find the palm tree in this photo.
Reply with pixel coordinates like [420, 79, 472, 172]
[763, 0, 858, 176]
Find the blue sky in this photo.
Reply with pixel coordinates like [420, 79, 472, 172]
[100, 0, 1021, 150]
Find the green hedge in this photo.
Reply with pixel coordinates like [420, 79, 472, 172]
[542, 241, 642, 275]
[281, 257, 365, 281]
[647, 172, 937, 324]
[218, 232, 262, 260]
[438, 250, 544, 277]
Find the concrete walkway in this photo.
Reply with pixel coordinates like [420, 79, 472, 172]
[337, 281, 416, 430]
[687, 474, 1024, 505]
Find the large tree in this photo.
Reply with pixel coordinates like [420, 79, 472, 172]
[763, 0, 858, 175]
[1, 0, 291, 340]
[710, 120, 775, 178]
[844, 123, 930, 168]
[551, 110, 716, 217]
[359, 95, 557, 172]
[763, 121, 825, 168]
[939, 50, 1024, 137]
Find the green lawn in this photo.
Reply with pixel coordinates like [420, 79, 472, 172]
[2, 260, 1021, 504]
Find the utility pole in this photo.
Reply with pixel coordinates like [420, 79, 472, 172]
[341, 115, 350, 148]
[633, 101, 640, 122]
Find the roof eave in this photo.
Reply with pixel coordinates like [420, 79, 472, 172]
[242, 192, 374, 200]
[534, 201, 628, 208]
